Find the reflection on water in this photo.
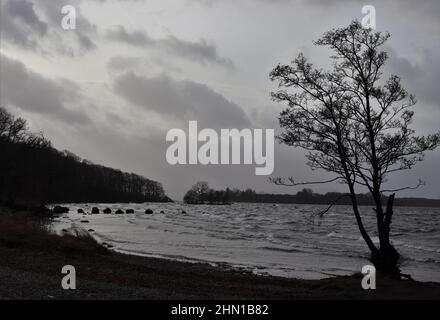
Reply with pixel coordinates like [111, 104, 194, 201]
[53, 203, 440, 282]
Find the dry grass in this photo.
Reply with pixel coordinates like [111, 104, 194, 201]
[0, 213, 107, 255]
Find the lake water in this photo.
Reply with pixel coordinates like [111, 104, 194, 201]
[53, 203, 440, 282]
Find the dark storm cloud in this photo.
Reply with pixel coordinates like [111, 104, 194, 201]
[0, 54, 89, 124]
[112, 72, 250, 129]
[105, 25, 234, 68]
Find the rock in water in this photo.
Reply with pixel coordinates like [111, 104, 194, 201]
[145, 209, 153, 214]
[115, 209, 124, 214]
[91, 207, 100, 214]
[77, 209, 84, 214]
[103, 208, 112, 214]
[126, 209, 134, 214]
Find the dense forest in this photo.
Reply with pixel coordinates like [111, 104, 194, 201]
[184, 182, 440, 207]
[0, 107, 171, 205]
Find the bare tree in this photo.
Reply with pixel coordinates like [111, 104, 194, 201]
[270, 21, 440, 278]
[184, 181, 210, 204]
[0, 107, 27, 143]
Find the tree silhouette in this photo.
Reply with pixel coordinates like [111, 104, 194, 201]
[270, 21, 440, 278]
[183, 182, 231, 205]
[184, 182, 210, 204]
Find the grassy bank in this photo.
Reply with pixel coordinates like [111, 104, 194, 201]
[0, 206, 439, 300]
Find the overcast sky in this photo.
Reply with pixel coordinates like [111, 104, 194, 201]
[1, 0, 439, 199]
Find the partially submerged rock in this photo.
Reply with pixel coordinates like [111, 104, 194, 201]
[126, 209, 134, 214]
[103, 208, 112, 214]
[145, 209, 153, 214]
[91, 207, 100, 214]
[77, 209, 84, 214]
[115, 209, 124, 214]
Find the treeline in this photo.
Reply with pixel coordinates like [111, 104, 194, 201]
[183, 182, 231, 204]
[0, 107, 171, 205]
[190, 186, 440, 207]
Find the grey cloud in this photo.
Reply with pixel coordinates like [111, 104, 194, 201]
[189, 0, 348, 6]
[191, 0, 440, 27]
[0, 0, 47, 49]
[192, 0, 431, 6]
[36, 0, 98, 54]
[112, 72, 250, 129]
[105, 25, 234, 68]
[105, 25, 153, 46]
[161, 36, 233, 68]
[0, 54, 89, 124]
[107, 55, 182, 74]
[386, 46, 440, 107]
[76, 31, 97, 52]
[107, 56, 144, 71]
[5, 0, 48, 36]
[1, 0, 438, 199]
[0, 0, 232, 61]
[0, 0, 97, 55]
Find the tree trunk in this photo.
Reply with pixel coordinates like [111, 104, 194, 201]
[347, 185, 378, 255]
[371, 193, 401, 278]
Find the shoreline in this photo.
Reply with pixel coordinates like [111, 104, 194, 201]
[1, 206, 440, 299]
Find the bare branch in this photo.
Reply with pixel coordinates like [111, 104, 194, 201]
[381, 179, 425, 193]
[313, 193, 351, 218]
[269, 176, 341, 187]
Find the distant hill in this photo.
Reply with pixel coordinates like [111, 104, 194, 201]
[0, 107, 172, 204]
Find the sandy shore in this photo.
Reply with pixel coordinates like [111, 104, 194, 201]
[0, 207, 439, 300]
